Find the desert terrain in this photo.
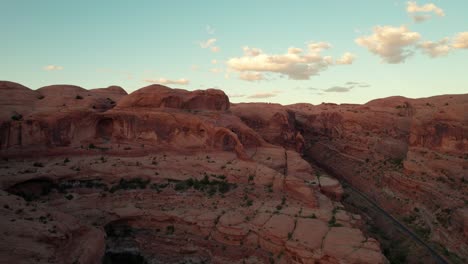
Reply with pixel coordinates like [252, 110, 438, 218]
[0, 81, 466, 264]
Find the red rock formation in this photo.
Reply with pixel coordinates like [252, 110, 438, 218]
[116, 84, 229, 111]
[1, 81, 389, 263]
[289, 94, 468, 258]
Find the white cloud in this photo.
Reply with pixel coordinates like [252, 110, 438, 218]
[418, 38, 451, 57]
[406, 1, 445, 22]
[308, 42, 331, 54]
[452, 32, 468, 49]
[406, 1, 445, 16]
[288, 47, 303, 54]
[243, 46, 262, 57]
[247, 92, 277, 99]
[239, 72, 264, 81]
[336, 52, 356, 65]
[227, 43, 354, 80]
[144, 78, 189, 85]
[200, 38, 216, 48]
[199, 38, 220, 52]
[43, 65, 63, 71]
[355, 25, 421, 63]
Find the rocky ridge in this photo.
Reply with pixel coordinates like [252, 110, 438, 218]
[0, 81, 466, 263]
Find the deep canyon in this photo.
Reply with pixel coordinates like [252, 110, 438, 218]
[0, 81, 466, 264]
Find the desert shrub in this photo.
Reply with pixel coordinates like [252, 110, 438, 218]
[109, 178, 149, 192]
[33, 162, 44, 167]
[11, 114, 23, 121]
[173, 176, 236, 195]
[166, 225, 175, 235]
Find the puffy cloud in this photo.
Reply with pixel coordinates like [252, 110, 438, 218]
[415, 32, 468, 58]
[406, 1, 445, 22]
[228, 43, 354, 81]
[200, 38, 220, 52]
[355, 25, 421, 63]
[418, 38, 451, 57]
[336, 52, 356, 65]
[239, 72, 264, 81]
[406, 1, 445, 16]
[144, 78, 189, 85]
[247, 92, 277, 99]
[452, 32, 468, 49]
[43, 65, 63, 71]
[308, 42, 331, 54]
[243, 46, 262, 57]
[288, 47, 303, 54]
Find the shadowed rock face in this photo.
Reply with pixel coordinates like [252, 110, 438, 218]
[0, 81, 465, 263]
[285, 95, 468, 258]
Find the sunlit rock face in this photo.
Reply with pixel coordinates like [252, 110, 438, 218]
[1, 81, 466, 263]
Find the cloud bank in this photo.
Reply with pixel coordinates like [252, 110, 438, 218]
[227, 43, 355, 81]
[355, 25, 421, 63]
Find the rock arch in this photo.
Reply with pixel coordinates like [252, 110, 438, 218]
[213, 128, 249, 160]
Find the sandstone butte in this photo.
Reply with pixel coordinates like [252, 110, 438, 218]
[0, 80, 466, 264]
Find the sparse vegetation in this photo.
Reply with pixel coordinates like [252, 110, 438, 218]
[109, 178, 150, 193]
[11, 114, 23, 121]
[172, 175, 236, 195]
[166, 225, 175, 235]
[33, 162, 44, 167]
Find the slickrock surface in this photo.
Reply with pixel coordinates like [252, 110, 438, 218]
[1, 81, 465, 263]
[287, 95, 468, 259]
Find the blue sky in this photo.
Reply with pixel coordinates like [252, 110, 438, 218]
[1, 0, 467, 104]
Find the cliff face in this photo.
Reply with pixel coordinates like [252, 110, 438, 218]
[285, 95, 468, 258]
[0, 81, 387, 264]
[1, 81, 466, 262]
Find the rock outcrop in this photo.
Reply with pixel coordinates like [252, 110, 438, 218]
[0, 81, 388, 263]
[2, 81, 465, 263]
[287, 94, 468, 258]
